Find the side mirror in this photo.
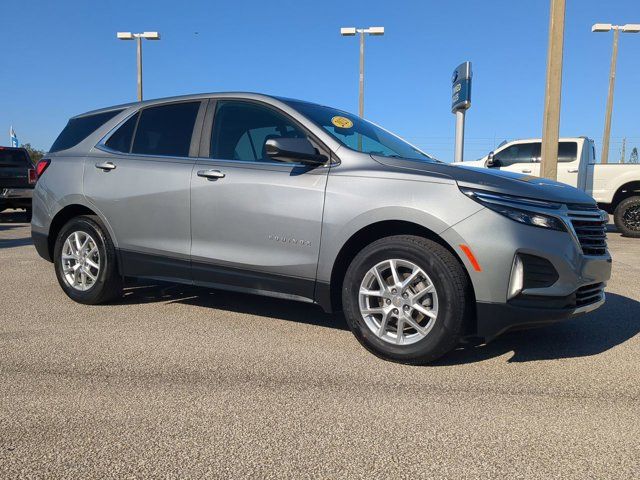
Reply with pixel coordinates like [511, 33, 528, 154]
[265, 138, 327, 165]
[486, 151, 501, 168]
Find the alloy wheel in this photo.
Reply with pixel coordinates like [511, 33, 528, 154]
[358, 259, 439, 345]
[61, 231, 101, 291]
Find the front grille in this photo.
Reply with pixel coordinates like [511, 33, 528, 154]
[567, 207, 608, 256]
[576, 282, 605, 307]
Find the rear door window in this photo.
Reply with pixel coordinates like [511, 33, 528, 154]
[50, 110, 123, 152]
[131, 102, 200, 157]
[558, 142, 578, 162]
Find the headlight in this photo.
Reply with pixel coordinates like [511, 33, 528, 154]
[461, 188, 567, 232]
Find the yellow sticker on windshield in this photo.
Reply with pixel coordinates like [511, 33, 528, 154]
[331, 116, 354, 129]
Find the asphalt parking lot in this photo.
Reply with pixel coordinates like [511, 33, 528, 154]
[1, 209, 638, 479]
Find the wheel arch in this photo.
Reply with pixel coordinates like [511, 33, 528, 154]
[609, 180, 640, 211]
[47, 204, 104, 260]
[321, 220, 477, 325]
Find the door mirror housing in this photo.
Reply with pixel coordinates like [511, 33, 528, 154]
[265, 138, 327, 165]
[486, 151, 501, 168]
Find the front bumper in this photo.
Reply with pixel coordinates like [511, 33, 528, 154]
[475, 283, 606, 341]
[442, 206, 612, 342]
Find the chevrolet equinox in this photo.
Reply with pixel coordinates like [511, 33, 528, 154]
[31, 93, 612, 364]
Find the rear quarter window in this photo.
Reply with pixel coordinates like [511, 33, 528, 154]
[50, 109, 124, 152]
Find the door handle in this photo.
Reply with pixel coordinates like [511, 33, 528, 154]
[521, 169, 532, 173]
[95, 161, 116, 171]
[197, 169, 225, 180]
[567, 168, 579, 173]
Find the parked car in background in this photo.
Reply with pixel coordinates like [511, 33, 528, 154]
[0, 146, 37, 218]
[456, 137, 640, 237]
[31, 93, 611, 364]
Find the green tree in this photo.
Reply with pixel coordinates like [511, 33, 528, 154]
[21, 143, 45, 164]
[630, 147, 639, 164]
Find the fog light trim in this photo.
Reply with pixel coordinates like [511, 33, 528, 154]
[508, 254, 524, 300]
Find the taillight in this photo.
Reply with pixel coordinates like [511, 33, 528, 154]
[28, 168, 37, 184]
[35, 159, 51, 179]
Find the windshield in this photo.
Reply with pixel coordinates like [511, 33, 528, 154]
[284, 100, 435, 162]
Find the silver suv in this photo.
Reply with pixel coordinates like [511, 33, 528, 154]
[32, 93, 612, 364]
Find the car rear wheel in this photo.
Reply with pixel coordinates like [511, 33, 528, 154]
[614, 196, 640, 238]
[342, 235, 471, 364]
[54, 215, 122, 304]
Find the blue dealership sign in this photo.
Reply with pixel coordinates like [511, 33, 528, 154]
[452, 62, 472, 112]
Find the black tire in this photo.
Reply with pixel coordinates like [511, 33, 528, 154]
[613, 196, 640, 238]
[342, 235, 471, 365]
[54, 215, 122, 304]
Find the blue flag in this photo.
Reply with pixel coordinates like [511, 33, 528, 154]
[10, 126, 18, 147]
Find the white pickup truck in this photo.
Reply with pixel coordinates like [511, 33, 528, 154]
[456, 137, 640, 237]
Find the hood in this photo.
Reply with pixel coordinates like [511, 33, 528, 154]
[371, 155, 596, 206]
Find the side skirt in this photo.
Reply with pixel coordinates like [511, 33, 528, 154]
[117, 248, 319, 305]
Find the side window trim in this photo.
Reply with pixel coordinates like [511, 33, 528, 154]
[198, 99, 217, 158]
[128, 112, 141, 154]
[189, 100, 208, 158]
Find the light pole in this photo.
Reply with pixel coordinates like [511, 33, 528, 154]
[340, 26, 385, 118]
[592, 23, 640, 164]
[116, 31, 161, 101]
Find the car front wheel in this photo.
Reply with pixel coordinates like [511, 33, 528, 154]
[342, 235, 472, 365]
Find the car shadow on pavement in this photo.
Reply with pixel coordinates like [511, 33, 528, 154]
[435, 292, 640, 365]
[0, 211, 32, 248]
[119, 281, 349, 331]
[0, 237, 32, 248]
[120, 283, 638, 363]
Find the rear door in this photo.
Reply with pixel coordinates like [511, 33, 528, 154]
[85, 100, 205, 282]
[555, 141, 582, 188]
[0, 148, 33, 188]
[493, 142, 541, 176]
[189, 99, 329, 301]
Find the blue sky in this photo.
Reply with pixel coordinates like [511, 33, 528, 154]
[1, 0, 639, 161]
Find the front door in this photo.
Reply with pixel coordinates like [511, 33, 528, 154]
[493, 142, 541, 177]
[190, 100, 329, 301]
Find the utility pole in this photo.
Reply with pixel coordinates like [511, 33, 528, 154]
[540, 0, 566, 181]
[359, 30, 365, 118]
[602, 27, 619, 164]
[592, 23, 640, 164]
[621, 137, 626, 163]
[136, 36, 143, 101]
